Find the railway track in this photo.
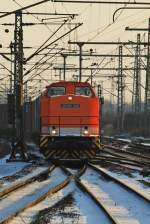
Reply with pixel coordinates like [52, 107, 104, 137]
[11, 165, 113, 224]
[0, 154, 149, 224]
[81, 163, 150, 224]
[62, 164, 150, 224]
[60, 166, 119, 224]
[0, 165, 53, 198]
[0, 166, 71, 223]
[102, 136, 150, 155]
[94, 153, 147, 168]
[100, 145, 150, 167]
[88, 163, 150, 202]
[1, 161, 149, 224]
[93, 157, 144, 173]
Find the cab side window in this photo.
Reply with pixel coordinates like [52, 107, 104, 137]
[75, 87, 92, 96]
[47, 87, 65, 96]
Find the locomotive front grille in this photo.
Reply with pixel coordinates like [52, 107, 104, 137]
[60, 127, 81, 136]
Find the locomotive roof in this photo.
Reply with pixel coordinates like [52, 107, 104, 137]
[46, 81, 92, 88]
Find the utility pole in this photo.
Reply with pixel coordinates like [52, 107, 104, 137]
[117, 45, 124, 133]
[110, 77, 115, 113]
[68, 40, 149, 83]
[59, 69, 62, 80]
[132, 34, 141, 113]
[9, 10, 27, 161]
[62, 54, 67, 80]
[97, 84, 104, 140]
[90, 69, 93, 86]
[145, 18, 150, 112]
[7, 42, 15, 136]
[9, 42, 14, 94]
[78, 43, 84, 81]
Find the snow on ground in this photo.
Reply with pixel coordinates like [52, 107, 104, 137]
[117, 138, 131, 143]
[0, 155, 30, 178]
[0, 167, 67, 223]
[0, 165, 49, 194]
[141, 143, 150, 147]
[11, 182, 112, 224]
[82, 168, 150, 224]
[105, 166, 150, 185]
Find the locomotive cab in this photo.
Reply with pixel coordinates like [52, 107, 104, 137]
[40, 81, 100, 160]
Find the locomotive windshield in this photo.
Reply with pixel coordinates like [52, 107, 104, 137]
[47, 87, 65, 96]
[75, 87, 92, 96]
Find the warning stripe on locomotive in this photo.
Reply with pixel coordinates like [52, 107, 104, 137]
[92, 137, 101, 149]
[45, 151, 56, 159]
[72, 150, 80, 158]
[45, 149, 96, 160]
[40, 136, 49, 148]
[84, 150, 94, 159]
[45, 149, 69, 160]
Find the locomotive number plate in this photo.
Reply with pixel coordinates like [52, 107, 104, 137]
[61, 104, 80, 108]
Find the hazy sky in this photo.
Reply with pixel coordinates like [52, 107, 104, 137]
[0, 0, 150, 104]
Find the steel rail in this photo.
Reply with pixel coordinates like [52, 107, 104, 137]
[105, 145, 150, 161]
[0, 167, 72, 224]
[61, 164, 87, 179]
[96, 151, 148, 167]
[101, 138, 150, 162]
[130, 142, 150, 152]
[88, 163, 150, 202]
[0, 165, 54, 198]
[93, 158, 143, 172]
[76, 180, 119, 224]
[102, 146, 150, 166]
[102, 136, 150, 155]
[93, 155, 146, 168]
[63, 166, 119, 224]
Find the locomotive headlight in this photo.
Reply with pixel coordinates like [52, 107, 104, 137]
[51, 126, 57, 135]
[52, 129, 56, 135]
[84, 130, 88, 135]
[68, 96, 72, 100]
[83, 126, 88, 135]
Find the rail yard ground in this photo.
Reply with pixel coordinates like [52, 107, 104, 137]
[0, 138, 149, 224]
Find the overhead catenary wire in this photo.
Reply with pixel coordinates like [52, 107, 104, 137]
[0, 0, 148, 103]
[25, 18, 69, 62]
[24, 45, 58, 77]
[12, 0, 54, 33]
[24, 49, 63, 84]
[26, 22, 82, 62]
[24, 22, 82, 80]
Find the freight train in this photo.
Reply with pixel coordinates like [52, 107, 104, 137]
[26, 81, 101, 161]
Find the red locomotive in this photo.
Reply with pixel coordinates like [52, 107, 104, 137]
[39, 81, 100, 160]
